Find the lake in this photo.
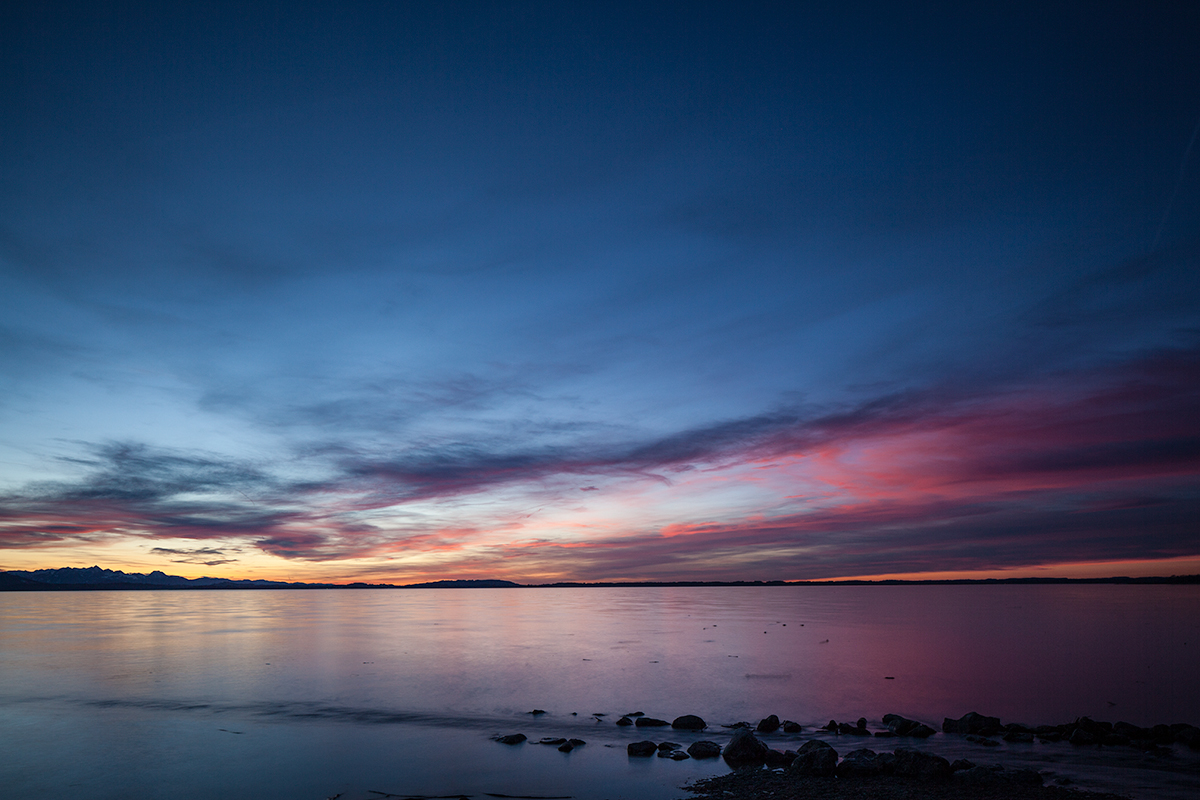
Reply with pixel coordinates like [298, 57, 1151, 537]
[2, 585, 1198, 799]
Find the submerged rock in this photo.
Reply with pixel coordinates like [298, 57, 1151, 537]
[672, 714, 707, 730]
[757, 714, 781, 733]
[687, 740, 722, 759]
[495, 734, 527, 745]
[628, 740, 657, 757]
[635, 716, 670, 727]
[782, 720, 803, 733]
[616, 716, 634, 726]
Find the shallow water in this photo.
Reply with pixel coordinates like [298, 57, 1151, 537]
[1, 586, 1198, 799]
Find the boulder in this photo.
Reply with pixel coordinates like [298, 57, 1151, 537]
[782, 720, 803, 733]
[557, 741, 574, 752]
[627, 741, 657, 757]
[687, 740, 722, 759]
[966, 734, 999, 747]
[616, 716, 634, 726]
[949, 759, 976, 772]
[723, 728, 769, 767]
[757, 714, 781, 733]
[836, 748, 885, 777]
[764, 748, 793, 767]
[665, 750, 690, 760]
[1003, 730, 1035, 743]
[635, 717, 670, 727]
[883, 714, 934, 736]
[657, 741, 680, 751]
[943, 712, 1002, 735]
[537, 737, 566, 745]
[672, 714, 707, 730]
[496, 734, 526, 745]
[568, 738, 585, 746]
[892, 748, 951, 780]
[1069, 728, 1097, 746]
[788, 740, 838, 777]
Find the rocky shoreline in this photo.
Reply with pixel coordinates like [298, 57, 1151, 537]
[491, 709, 1200, 799]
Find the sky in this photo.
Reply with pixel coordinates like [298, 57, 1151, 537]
[1, 1, 1198, 583]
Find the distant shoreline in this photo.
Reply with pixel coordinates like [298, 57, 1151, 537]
[2, 567, 1197, 591]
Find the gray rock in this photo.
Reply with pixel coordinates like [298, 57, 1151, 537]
[836, 748, 884, 777]
[687, 740, 722, 759]
[757, 714, 781, 733]
[635, 716, 670, 727]
[789, 741, 838, 777]
[496, 734, 526, 745]
[723, 729, 769, 767]
[628, 740, 657, 757]
[764, 748, 793, 767]
[892, 747, 951, 780]
[672, 714, 707, 730]
[943, 712, 1002, 735]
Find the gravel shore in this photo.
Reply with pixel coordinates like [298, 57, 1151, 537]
[682, 772, 1132, 800]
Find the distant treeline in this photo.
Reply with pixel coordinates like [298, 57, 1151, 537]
[1, 566, 1197, 590]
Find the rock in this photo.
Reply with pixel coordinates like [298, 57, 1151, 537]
[782, 720, 803, 733]
[955, 765, 1043, 787]
[1176, 724, 1200, 750]
[966, 734, 1000, 746]
[667, 750, 690, 760]
[635, 717, 670, 727]
[723, 729, 769, 767]
[836, 748, 885, 777]
[943, 712, 1002, 735]
[616, 716, 634, 726]
[1003, 730, 1034, 743]
[687, 740, 723, 759]
[627, 740, 657, 757]
[1069, 728, 1097, 746]
[950, 759, 976, 772]
[657, 741, 680, 751]
[568, 738, 585, 746]
[1113, 721, 1149, 739]
[883, 714, 934, 736]
[757, 714, 781, 733]
[892, 747, 951, 780]
[537, 737, 567, 745]
[672, 714, 707, 730]
[496, 734, 526, 745]
[558, 741, 574, 752]
[788, 740, 838, 777]
[763, 748, 793, 767]
[626, 711, 645, 717]
[528, 709, 546, 716]
[1102, 733, 1130, 746]
[823, 720, 839, 732]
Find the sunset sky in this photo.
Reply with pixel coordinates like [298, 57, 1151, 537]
[2, 1, 1198, 583]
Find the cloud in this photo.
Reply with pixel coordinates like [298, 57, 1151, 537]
[0, 346, 1197, 578]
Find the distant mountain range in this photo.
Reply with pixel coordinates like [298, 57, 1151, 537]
[1, 566, 1196, 590]
[0, 566, 520, 590]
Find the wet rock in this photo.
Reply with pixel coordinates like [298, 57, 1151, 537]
[788, 740, 838, 777]
[628, 740, 657, 757]
[757, 714, 781, 733]
[537, 737, 567, 745]
[625, 711, 645, 717]
[966, 734, 1000, 747]
[782, 720, 803, 733]
[950, 758, 976, 772]
[838, 721, 871, 736]
[763, 748, 793, 767]
[666, 750, 690, 760]
[883, 714, 934, 737]
[1069, 728, 1097, 746]
[616, 716, 634, 726]
[635, 717, 670, 727]
[943, 712, 1002, 736]
[527, 709, 546, 716]
[723, 729, 769, 767]
[496, 734, 527, 745]
[892, 747, 951, 780]
[687, 741, 722, 759]
[558, 741, 575, 752]
[836, 748, 885, 777]
[657, 741, 680, 751]
[823, 720, 839, 732]
[568, 738, 585, 746]
[672, 714, 707, 730]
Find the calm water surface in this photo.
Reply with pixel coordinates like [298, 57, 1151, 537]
[2, 586, 1197, 800]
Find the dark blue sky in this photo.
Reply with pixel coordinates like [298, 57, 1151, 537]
[2, 2, 1198, 582]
